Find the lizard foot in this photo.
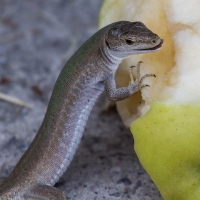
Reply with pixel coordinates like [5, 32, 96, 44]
[129, 61, 156, 92]
[24, 185, 66, 200]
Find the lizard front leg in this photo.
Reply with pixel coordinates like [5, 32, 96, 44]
[104, 61, 155, 102]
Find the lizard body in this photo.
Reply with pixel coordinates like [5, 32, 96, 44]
[0, 21, 162, 199]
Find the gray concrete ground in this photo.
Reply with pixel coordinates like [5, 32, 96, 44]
[0, 1, 162, 199]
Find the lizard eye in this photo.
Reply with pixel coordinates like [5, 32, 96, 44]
[125, 39, 134, 45]
[151, 39, 156, 44]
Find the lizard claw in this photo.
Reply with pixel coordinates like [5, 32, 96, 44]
[129, 61, 144, 84]
[140, 84, 150, 89]
[139, 73, 156, 85]
[128, 61, 156, 92]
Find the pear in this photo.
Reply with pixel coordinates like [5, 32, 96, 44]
[99, 0, 200, 199]
[131, 102, 200, 200]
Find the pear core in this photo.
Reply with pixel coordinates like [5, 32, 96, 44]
[99, 1, 200, 199]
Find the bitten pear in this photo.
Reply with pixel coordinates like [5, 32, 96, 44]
[99, 0, 200, 199]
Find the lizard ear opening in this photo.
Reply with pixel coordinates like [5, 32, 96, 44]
[105, 41, 111, 49]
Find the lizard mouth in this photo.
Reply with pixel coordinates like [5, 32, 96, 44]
[138, 39, 163, 51]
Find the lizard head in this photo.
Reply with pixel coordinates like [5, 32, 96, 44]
[105, 21, 163, 57]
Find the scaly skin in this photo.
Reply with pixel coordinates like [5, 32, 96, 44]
[0, 21, 162, 199]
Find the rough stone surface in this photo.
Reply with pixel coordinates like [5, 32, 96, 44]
[0, 1, 162, 199]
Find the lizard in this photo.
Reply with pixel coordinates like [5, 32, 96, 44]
[0, 21, 163, 199]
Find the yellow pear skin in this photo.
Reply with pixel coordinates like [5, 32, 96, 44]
[131, 102, 200, 200]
